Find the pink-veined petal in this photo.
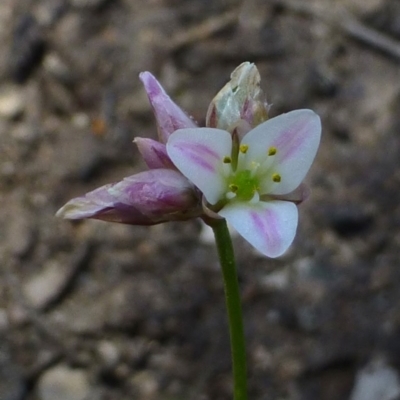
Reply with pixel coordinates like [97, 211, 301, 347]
[167, 128, 232, 205]
[218, 200, 298, 257]
[242, 109, 321, 195]
[140, 72, 197, 143]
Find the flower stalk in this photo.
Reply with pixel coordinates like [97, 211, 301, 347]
[208, 217, 248, 400]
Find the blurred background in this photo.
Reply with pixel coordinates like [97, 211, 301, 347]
[1, 0, 400, 399]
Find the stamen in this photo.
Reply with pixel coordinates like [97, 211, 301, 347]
[239, 144, 249, 154]
[223, 156, 232, 163]
[249, 161, 260, 177]
[229, 184, 238, 193]
[249, 191, 260, 204]
[251, 161, 260, 169]
[272, 173, 281, 183]
[221, 162, 232, 178]
[268, 147, 277, 156]
[226, 192, 236, 200]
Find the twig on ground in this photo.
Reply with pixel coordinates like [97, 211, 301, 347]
[271, 0, 400, 61]
[167, 9, 239, 52]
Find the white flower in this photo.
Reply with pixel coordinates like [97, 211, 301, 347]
[166, 110, 321, 257]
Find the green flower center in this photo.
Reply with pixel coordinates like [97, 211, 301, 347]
[228, 170, 259, 201]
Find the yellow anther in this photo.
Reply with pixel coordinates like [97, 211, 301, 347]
[223, 156, 232, 163]
[272, 173, 281, 183]
[239, 144, 249, 154]
[229, 184, 238, 193]
[268, 147, 277, 156]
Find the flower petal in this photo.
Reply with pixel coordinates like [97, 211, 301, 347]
[218, 200, 298, 257]
[167, 128, 232, 205]
[243, 109, 321, 195]
[56, 169, 201, 225]
[140, 72, 197, 143]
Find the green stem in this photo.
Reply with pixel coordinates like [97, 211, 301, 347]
[209, 218, 248, 400]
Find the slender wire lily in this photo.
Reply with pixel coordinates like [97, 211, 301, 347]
[56, 62, 321, 400]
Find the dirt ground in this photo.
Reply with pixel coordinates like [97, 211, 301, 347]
[2, 0, 400, 399]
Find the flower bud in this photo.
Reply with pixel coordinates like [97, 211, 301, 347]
[56, 169, 202, 225]
[206, 62, 269, 132]
[139, 72, 197, 143]
[134, 137, 175, 169]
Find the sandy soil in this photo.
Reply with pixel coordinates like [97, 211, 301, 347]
[2, 0, 400, 399]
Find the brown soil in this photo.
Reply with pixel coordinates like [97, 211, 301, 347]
[2, 0, 400, 399]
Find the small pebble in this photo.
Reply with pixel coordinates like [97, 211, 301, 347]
[260, 269, 290, 291]
[129, 370, 159, 398]
[0, 84, 25, 119]
[23, 260, 69, 309]
[43, 53, 73, 84]
[97, 341, 119, 368]
[350, 357, 400, 400]
[37, 365, 91, 400]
